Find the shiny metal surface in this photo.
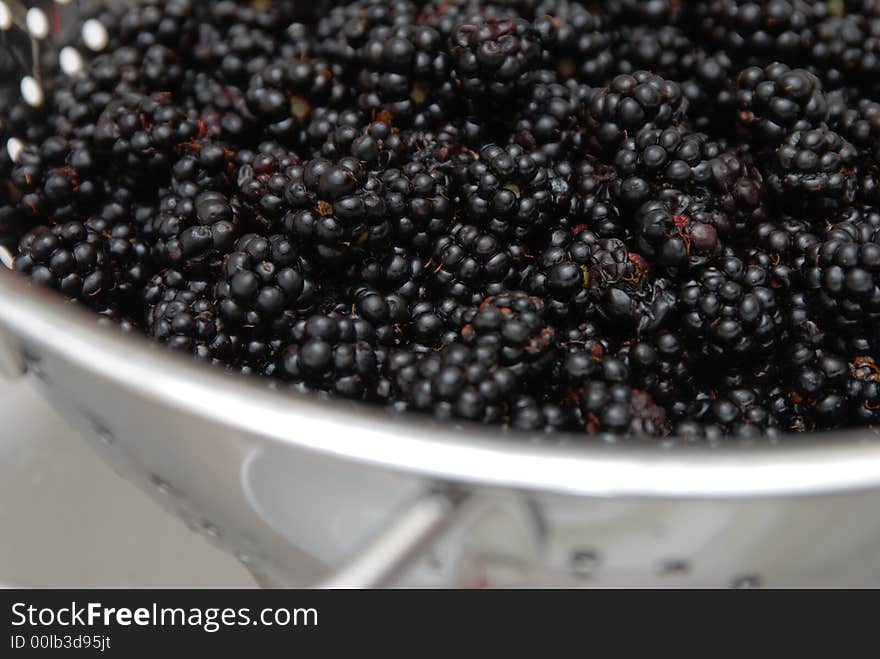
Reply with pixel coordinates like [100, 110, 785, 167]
[2, 265, 880, 586]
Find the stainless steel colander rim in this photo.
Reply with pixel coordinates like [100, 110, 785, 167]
[2, 265, 880, 500]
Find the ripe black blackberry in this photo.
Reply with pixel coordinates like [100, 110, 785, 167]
[93, 93, 200, 186]
[575, 381, 668, 440]
[614, 25, 695, 80]
[754, 217, 821, 268]
[15, 222, 109, 304]
[532, 1, 615, 84]
[386, 343, 519, 423]
[456, 143, 555, 240]
[512, 70, 591, 158]
[632, 190, 724, 273]
[118, 0, 198, 55]
[215, 232, 313, 340]
[315, 0, 419, 62]
[280, 157, 390, 262]
[352, 23, 457, 129]
[587, 71, 687, 151]
[681, 255, 786, 359]
[144, 269, 239, 362]
[618, 332, 696, 407]
[766, 126, 858, 216]
[783, 344, 880, 428]
[694, 0, 825, 65]
[245, 57, 349, 145]
[804, 231, 880, 346]
[380, 160, 454, 254]
[449, 16, 542, 112]
[735, 63, 829, 145]
[236, 143, 301, 227]
[672, 387, 796, 441]
[429, 223, 525, 304]
[7, 139, 104, 225]
[321, 120, 412, 171]
[459, 292, 556, 379]
[275, 312, 384, 400]
[509, 395, 575, 433]
[566, 158, 625, 239]
[611, 126, 767, 227]
[15, 217, 150, 307]
[810, 13, 880, 94]
[680, 50, 738, 135]
[148, 191, 241, 273]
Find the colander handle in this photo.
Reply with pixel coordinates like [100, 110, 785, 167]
[317, 492, 469, 589]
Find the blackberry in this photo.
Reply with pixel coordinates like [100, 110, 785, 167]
[681, 255, 785, 358]
[512, 70, 591, 158]
[805, 231, 880, 345]
[575, 381, 668, 440]
[449, 16, 542, 111]
[587, 71, 687, 151]
[767, 126, 858, 216]
[144, 269, 239, 362]
[614, 25, 695, 80]
[281, 157, 390, 262]
[236, 144, 301, 227]
[735, 63, 829, 145]
[118, 0, 198, 55]
[695, 0, 825, 65]
[93, 93, 199, 185]
[386, 343, 518, 423]
[673, 387, 794, 441]
[459, 292, 556, 378]
[566, 158, 625, 239]
[381, 160, 454, 253]
[509, 395, 575, 433]
[215, 233, 312, 338]
[680, 51, 738, 135]
[353, 23, 456, 128]
[532, 1, 615, 84]
[632, 190, 724, 272]
[15, 222, 108, 304]
[245, 57, 348, 145]
[276, 312, 383, 400]
[457, 143, 555, 240]
[149, 190, 241, 271]
[810, 13, 880, 94]
[618, 332, 696, 406]
[429, 223, 524, 303]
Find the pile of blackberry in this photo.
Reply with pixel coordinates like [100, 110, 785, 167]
[4, 0, 880, 443]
